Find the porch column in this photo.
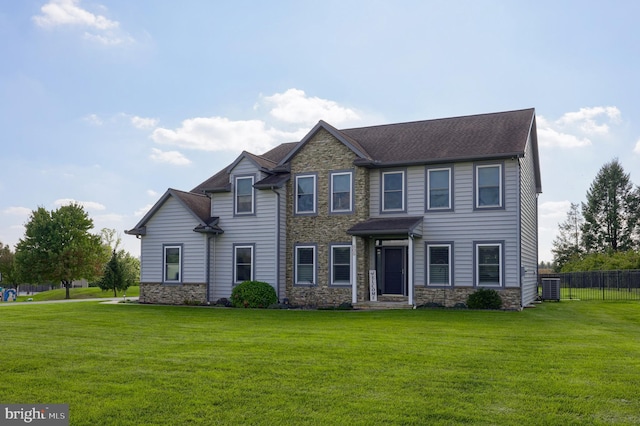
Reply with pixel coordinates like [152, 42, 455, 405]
[351, 236, 357, 304]
[408, 234, 414, 305]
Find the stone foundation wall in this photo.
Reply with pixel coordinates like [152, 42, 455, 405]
[140, 283, 207, 305]
[414, 287, 522, 310]
[287, 286, 352, 307]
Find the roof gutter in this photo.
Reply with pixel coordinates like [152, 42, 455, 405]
[353, 151, 525, 168]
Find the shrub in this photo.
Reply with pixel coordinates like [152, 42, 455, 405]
[230, 281, 277, 308]
[466, 288, 502, 309]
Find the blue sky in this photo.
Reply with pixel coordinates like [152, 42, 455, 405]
[1, 0, 639, 262]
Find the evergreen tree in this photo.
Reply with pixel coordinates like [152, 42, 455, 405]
[551, 203, 584, 271]
[581, 159, 640, 253]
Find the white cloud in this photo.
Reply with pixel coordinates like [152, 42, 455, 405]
[54, 198, 106, 211]
[151, 89, 361, 155]
[634, 139, 640, 155]
[2, 206, 32, 217]
[33, 0, 134, 46]
[539, 200, 572, 220]
[537, 106, 621, 149]
[152, 116, 303, 154]
[146, 189, 159, 197]
[131, 115, 159, 129]
[259, 88, 360, 126]
[83, 113, 103, 126]
[33, 0, 118, 30]
[134, 204, 154, 217]
[149, 148, 191, 166]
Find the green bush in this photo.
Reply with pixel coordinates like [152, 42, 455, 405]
[466, 288, 502, 309]
[230, 281, 277, 308]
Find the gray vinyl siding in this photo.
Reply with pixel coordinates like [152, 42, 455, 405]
[519, 135, 539, 306]
[140, 196, 207, 283]
[209, 157, 282, 300]
[370, 161, 520, 288]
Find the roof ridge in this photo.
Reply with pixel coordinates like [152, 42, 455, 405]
[339, 108, 535, 132]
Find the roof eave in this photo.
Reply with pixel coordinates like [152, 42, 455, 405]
[353, 152, 525, 168]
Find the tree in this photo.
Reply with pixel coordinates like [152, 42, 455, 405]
[0, 242, 21, 290]
[98, 249, 139, 296]
[581, 159, 640, 254]
[15, 203, 109, 299]
[551, 202, 584, 271]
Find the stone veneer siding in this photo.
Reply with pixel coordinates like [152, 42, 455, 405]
[140, 283, 207, 305]
[414, 287, 522, 310]
[285, 129, 371, 307]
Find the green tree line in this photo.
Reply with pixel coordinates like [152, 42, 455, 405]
[0, 203, 139, 298]
[552, 159, 640, 272]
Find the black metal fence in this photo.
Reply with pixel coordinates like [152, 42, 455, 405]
[539, 270, 640, 300]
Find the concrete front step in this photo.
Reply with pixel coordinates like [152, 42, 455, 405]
[354, 301, 414, 310]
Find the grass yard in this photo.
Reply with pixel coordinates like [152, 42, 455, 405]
[0, 301, 639, 425]
[15, 286, 140, 302]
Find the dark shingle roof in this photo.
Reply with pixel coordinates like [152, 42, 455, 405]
[341, 108, 535, 165]
[347, 216, 424, 237]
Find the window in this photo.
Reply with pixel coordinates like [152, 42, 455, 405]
[296, 175, 316, 214]
[427, 168, 451, 210]
[476, 164, 502, 208]
[476, 243, 502, 286]
[295, 245, 316, 285]
[163, 245, 182, 282]
[427, 244, 451, 286]
[382, 171, 405, 211]
[331, 171, 353, 213]
[235, 176, 254, 214]
[234, 245, 254, 283]
[331, 245, 351, 285]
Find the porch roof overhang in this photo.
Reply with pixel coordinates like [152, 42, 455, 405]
[346, 216, 423, 237]
[193, 217, 224, 234]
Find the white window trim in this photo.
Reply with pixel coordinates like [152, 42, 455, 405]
[427, 168, 452, 210]
[382, 170, 405, 212]
[475, 243, 502, 287]
[475, 164, 503, 208]
[427, 244, 452, 286]
[295, 175, 317, 214]
[234, 176, 255, 215]
[233, 245, 254, 284]
[295, 245, 316, 285]
[330, 244, 352, 286]
[163, 245, 182, 283]
[330, 171, 353, 213]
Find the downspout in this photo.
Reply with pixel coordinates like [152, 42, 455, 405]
[271, 187, 281, 300]
[351, 236, 357, 304]
[408, 233, 414, 306]
[206, 235, 212, 305]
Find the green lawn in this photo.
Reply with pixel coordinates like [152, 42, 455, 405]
[15, 286, 139, 302]
[1, 301, 638, 425]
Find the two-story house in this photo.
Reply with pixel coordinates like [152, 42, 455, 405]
[126, 108, 541, 309]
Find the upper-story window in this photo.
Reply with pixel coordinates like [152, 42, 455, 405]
[427, 168, 451, 210]
[235, 176, 254, 215]
[295, 174, 316, 214]
[330, 171, 353, 213]
[476, 164, 503, 208]
[382, 170, 405, 212]
[163, 245, 182, 283]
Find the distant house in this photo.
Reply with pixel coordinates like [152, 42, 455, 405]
[126, 108, 541, 309]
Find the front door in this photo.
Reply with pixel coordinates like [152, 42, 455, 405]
[383, 247, 405, 295]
